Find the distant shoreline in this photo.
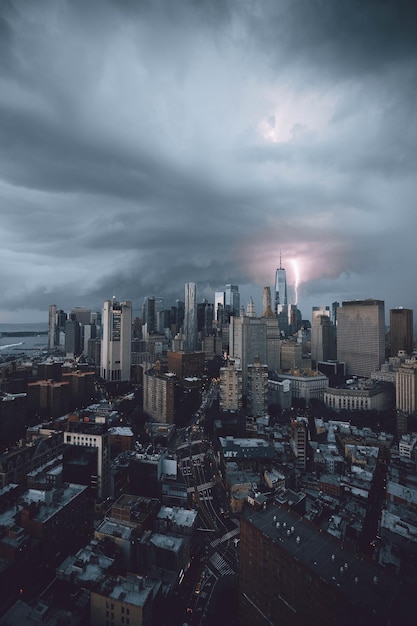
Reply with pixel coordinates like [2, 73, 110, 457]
[0, 331, 48, 338]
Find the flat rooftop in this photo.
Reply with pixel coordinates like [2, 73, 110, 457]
[242, 501, 402, 620]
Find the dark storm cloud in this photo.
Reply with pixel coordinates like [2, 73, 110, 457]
[0, 0, 416, 322]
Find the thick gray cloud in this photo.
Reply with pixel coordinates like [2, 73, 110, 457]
[0, 0, 416, 322]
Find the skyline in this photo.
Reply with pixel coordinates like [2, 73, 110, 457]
[1, 1, 417, 323]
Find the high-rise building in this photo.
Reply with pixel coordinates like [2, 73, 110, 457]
[229, 315, 270, 392]
[215, 290, 225, 323]
[219, 359, 243, 412]
[183, 283, 197, 352]
[311, 314, 336, 365]
[396, 358, 417, 414]
[337, 299, 385, 378]
[290, 417, 309, 470]
[246, 297, 256, 318]
[274, 258, 288, 313]
[48, 304, 57, 350]
[142, 296, 156, 335]
[65, 316, 81, 356]
[247, 357, 268, 417]
[225, 284, 240, 317]
[262, 286, 273, 318]
[312, 305, 330, 322]
[390, 307, 414, 357]
[143, 368, 175, 423]
[100, 299, 132, 382]
[332, 301, 339, 326]
[71, 307, 91, 325]
[63, 424, 110, 500]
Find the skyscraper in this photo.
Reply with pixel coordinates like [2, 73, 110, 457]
[219, 359, 243, 412]
[311, 313, 336, 365]
[337, 299, 385, 378]
[214, 290, 225, 323]
[274, 256, 288, 313]
[225, 284, 240, 317]
[229, 313, 281, 387]
[100, 299, 132, 382]
[48, 304, 57, 350]
[247, 357, 268, 417]
[184, 283, 197, 352]
[275, 256, 289, 335]
[390, 307, 414, 357]
[262, 286, 273, 317]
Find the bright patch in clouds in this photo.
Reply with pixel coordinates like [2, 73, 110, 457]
[258, 88, 338, 143]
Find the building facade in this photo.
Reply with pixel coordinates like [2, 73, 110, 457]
[311, 314, 336, 365]
[48, 304, 57, 350]
[239, 501, 409, 626]
[100, 299, 132, 382]
[229, 315, 273, 392]
[396, 358, 417, 414]
[324, 381, 394, 412]
[247, 358, 268, 418]
[274, 369, 329, 405]
[143, 369, 175, 423]
[219, 359, 243, 412]
[390, 307, 413, 357]
[337, 299, 385, 378]
[225, 284, 240, 317]
[183, 283, 197, 352]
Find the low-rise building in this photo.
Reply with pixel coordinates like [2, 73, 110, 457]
[275, 369, 329, 405]
[324, 380, 394, 412]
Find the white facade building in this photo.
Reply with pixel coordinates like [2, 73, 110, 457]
[100, 299, 132, 382]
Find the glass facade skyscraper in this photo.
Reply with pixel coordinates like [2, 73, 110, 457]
[184, 282, 197, 352]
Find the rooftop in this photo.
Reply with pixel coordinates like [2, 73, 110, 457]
[243, 501, 402, 620]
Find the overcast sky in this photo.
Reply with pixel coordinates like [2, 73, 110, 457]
[1, 0, 416, 324]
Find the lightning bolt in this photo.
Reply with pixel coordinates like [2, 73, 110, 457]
[291, 259, 300, 305]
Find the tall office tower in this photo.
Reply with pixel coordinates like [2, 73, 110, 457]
[48, 304, 57, 350]
[332, 301, 339, 326]
[262, 286, 274, 317]
[265, 316, 281, 372]
[142, 296, 156, 335]
[274, 256, 288, 313]
[246, 297, 256, 317]
[197, 300, 214, 335]
[100, 299, 132, 382]
[175, 300, 185, 333]
[204, 302, 214, 335]
[229, 315, 268, 392]
[215, 291, 225, 323]
[225, 284, 240, 317]
[71, 307, 91, 325]
[288, 304, 302, 335]
[65, 316, 81, 356]
[219, 359, 243, 412]
[56, 309, 68, 347]
[311, 314, 336, 365]
[337, 299, 385, 378]
[184, 283, 197, 352]
[83, 322, 97, 355]
[312, 305, 330, 323]
[396, 358, 417, 414]
[390, 307, 414, 357]
[247, 357, 268, 417]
